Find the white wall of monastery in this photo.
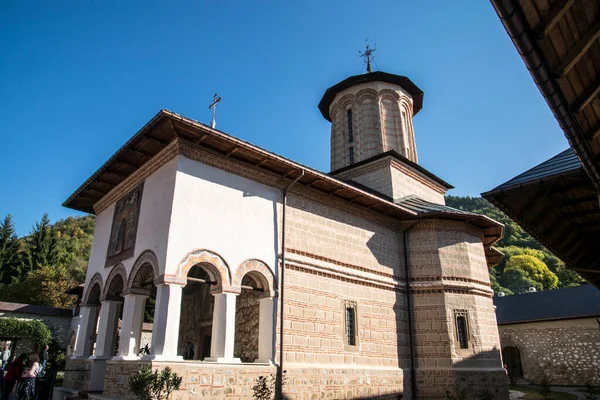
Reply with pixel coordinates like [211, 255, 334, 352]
[165, 155, 280, 279]
[85, 158, 178, 285]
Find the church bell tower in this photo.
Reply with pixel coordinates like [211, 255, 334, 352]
[318, 71, 423, 171]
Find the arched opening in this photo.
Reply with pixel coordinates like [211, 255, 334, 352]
[234, 270, 273, 363]
[178, 263, 217, 361]
[101, 272, 125, 357]
[85, 283, 102, 357]
[119, 262, 156, 358]
[502, 346, 523, 379]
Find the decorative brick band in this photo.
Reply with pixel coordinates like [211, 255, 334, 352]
[285, 262, 405, 294]
[286, 248, 403, 281]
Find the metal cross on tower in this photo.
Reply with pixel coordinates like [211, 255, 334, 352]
[359, 41, 377, 73]
[209, 93, 221, 129]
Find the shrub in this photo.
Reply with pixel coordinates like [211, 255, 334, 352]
[0, 317, 52, 346]
[252, 371, 286, 400]
[128, 365, 182, 400]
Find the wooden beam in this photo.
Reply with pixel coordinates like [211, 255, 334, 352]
[562, 207, 599, 219]
[535, 0, 576, 37]
[557, 195, 598, 209]
[548, 179, 594, 195]
[255, 158, 269, 167]
[105, 168, 130, 178]
[585, 120, 600, 141]
[115, 159, 139, 169]
[571, 76, 600, 113]
[306, 179, 322, 188]
[196, 134, 208, 144]
[570, 267, 600, 274]
[96, 176, 120, 186]
[555, 20, 600, 78]
[349, 195, 364, 203]
[528, 199, 559, 227]
[226, 148, 239, 157]
[130, 147, 155, 158]
[145, 135, 170, 145]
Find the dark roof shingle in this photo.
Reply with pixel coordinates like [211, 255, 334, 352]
[493, 284, 600, 324]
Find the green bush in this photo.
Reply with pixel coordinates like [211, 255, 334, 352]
[128, 365, 182, 400]
[0, 317, 52, 345]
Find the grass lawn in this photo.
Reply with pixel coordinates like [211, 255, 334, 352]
[510, 386, 578, 400]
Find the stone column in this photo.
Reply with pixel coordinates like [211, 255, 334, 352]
[146, 283, 184, 360]
[73, 305, 99, 358]
[116, 292, 147, 359]
[93, 300, 121, 359]
[207, 292, 240, 363]
[256, 296, 275, 364]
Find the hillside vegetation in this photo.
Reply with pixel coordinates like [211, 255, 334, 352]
[0, 195, 585, 309]
[0, 214, 95, 308]
[446, 196, 585, 295]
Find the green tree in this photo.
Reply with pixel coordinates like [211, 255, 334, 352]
[0, 215, 22, 284]
[0, 264, 79, 308]
[499, 267, 543, 294]
[489, 273, 513, 296]
[504, 255, 559, 290]
[24, 213, 63, 277]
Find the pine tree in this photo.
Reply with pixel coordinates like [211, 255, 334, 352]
[24, 213, 63, 277]
[0, 215, 21, 284]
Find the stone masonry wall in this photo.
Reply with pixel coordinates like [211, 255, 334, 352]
[499, 318, 600, 385]
[234, 289, 259, 362]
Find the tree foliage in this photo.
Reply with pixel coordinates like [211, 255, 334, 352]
[446, 196, 585, 296]
[0, 317, 52, 346]
[0, 213, 95, 308]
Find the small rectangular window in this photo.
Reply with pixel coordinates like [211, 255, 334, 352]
[347, 109, 353, 143]
[349, 147, 354, 164]
[346, 307, 356, 346]
[455, 310, 470, 349]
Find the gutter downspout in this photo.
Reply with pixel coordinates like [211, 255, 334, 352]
[276, 170, 305, 400]
[403, 221, 419, 400]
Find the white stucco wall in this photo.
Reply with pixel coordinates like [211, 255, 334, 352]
[165, 155, 281, 279]
[84, 158, 178, 288]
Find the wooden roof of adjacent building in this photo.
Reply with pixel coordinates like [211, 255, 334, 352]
[488, 0, 600, 287]
[490, 0, 600, 190]
[482, 149, 600, 287]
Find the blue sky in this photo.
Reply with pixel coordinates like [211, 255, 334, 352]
[0, 1, 568, 236]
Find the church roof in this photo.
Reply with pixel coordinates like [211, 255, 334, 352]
[318, 71, 424, 122]
[63, 109, 502, 251]
[493, 284, 600, 325]
[329, 149, 454, 190]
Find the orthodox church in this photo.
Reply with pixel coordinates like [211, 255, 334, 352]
[60, 64, 508, 399]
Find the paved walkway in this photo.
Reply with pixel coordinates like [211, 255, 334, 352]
[510, 386, 588, 400]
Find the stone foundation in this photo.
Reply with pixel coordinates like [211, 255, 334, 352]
[64, 359, 94, 391]
[415, 368, 509, 400]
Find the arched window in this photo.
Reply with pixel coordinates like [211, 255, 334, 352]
[347, 109, 353, 143]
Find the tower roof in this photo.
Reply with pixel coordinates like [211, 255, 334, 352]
[318, 71, 424, 122]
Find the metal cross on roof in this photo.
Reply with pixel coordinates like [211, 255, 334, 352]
[359, 41, 376, 73]
[209, 93, 221, 129]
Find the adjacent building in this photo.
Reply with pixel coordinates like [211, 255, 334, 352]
[494, 284, 600, 386]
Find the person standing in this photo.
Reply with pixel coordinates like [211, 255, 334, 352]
[2, 353, 26, 400]
[37, 345, 48, 376]
[1, 346, 11, 370]
[16, 354, 39, 400]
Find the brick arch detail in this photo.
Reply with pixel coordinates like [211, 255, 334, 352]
[336, 93, 356, 111]
[233, 259, 277, 298]
[127, 250, 160, 290]
[177, 249, 232, 293]
[379, 88, 401, 102]
[102, 263, 127, 300]
[83, 273, 104, 305]
[356, 88, 379, 104]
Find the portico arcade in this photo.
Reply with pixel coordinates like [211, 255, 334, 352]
[74, 249, 277, 368]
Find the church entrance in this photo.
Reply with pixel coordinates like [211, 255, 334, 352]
[502, 346, 523, 379]
[178, 264, 215, 361]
